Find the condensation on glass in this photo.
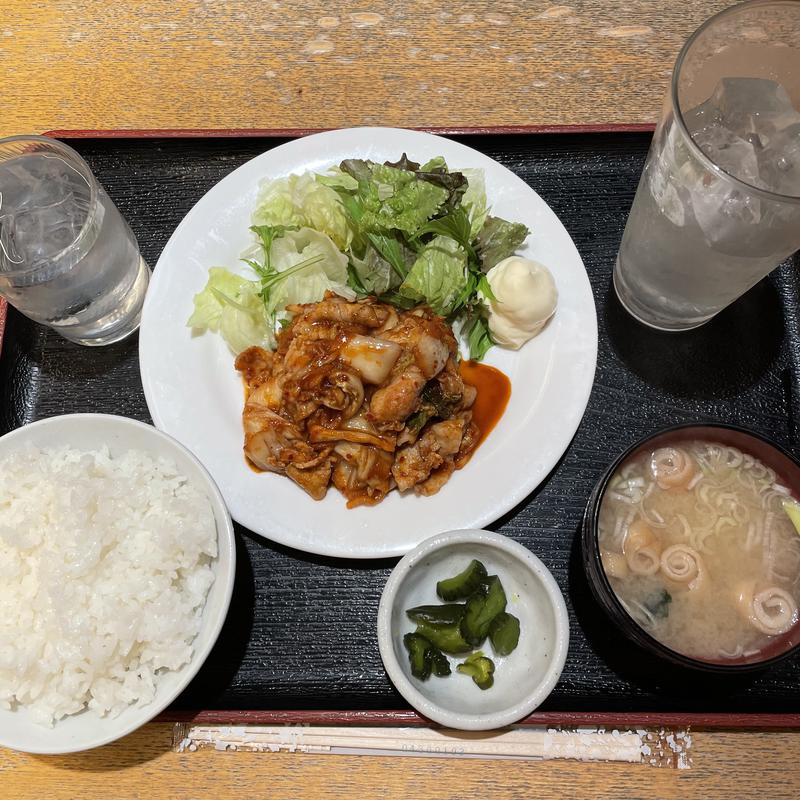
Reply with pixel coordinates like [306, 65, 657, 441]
[615, 1, 800, 331]
[0, 136, 149, 345]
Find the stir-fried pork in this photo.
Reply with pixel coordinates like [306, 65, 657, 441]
[235, 294, 480, 507]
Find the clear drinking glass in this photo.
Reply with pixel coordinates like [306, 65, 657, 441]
[614, 0, 800, 331]
[0, 135, 149, 345]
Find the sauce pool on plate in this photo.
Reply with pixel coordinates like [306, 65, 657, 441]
[459, 360, 512, 448]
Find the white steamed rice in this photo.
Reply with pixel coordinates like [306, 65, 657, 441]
[0, 443, 217, 726]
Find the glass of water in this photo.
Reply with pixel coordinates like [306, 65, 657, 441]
[614, 0, 800, 331]
[0, 135, 149, 345]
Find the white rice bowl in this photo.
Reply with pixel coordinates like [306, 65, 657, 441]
[0, 415, 235, 754]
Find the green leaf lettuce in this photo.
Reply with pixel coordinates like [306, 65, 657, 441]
[340, 160, 449, 237]
[476, 215, 530, 271]
[399, 236, 468, 316]
[461, 169, 489, 238]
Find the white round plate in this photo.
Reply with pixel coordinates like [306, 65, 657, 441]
[139, 127, 597, 559]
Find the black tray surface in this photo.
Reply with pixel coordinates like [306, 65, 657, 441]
[2, 134, 799, 713]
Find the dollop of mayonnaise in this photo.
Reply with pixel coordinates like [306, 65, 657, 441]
[483, 256, 558, 349]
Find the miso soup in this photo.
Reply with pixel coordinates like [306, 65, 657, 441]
[598, 441, 800, 663]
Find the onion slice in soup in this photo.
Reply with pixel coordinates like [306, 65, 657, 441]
[601, 550, 629, 579]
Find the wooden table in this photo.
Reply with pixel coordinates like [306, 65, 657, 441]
[1, 724, 799, 799]
[2, 0, 734, 136]
[2, 1, 799, 797]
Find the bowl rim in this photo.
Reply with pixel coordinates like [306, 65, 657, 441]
[0, 413, 237, 753]
[377, 528, 570, 730]
[583, 421, 800, 674]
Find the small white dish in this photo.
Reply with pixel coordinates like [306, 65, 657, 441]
[377, 529, 569, 730]
[139, 126, 598, 559]
[0, 414, 236, 754]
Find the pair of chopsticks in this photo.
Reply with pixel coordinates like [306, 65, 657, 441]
[173, 724, 692, 767]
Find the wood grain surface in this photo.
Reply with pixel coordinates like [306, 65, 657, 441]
[0, 0, 734, 136]
[1, 724, 799, 800]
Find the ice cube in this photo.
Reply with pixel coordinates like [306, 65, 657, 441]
[690, 173, 764, 252]
[666, 123, 766, 252]
[691, 123, 763, 187]
[648, 122, 688, 226]
[696, 78, 796, 139]
[0, 212, 23, 270]
[13, 194, 86, 264]
[0, 153, 91, 268]
[669, 77, 800, 252]
[686, 77, 800, 194]
[756, 122, 800, 197]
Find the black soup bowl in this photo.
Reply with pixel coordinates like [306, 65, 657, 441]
[581, 423, 800, 674]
